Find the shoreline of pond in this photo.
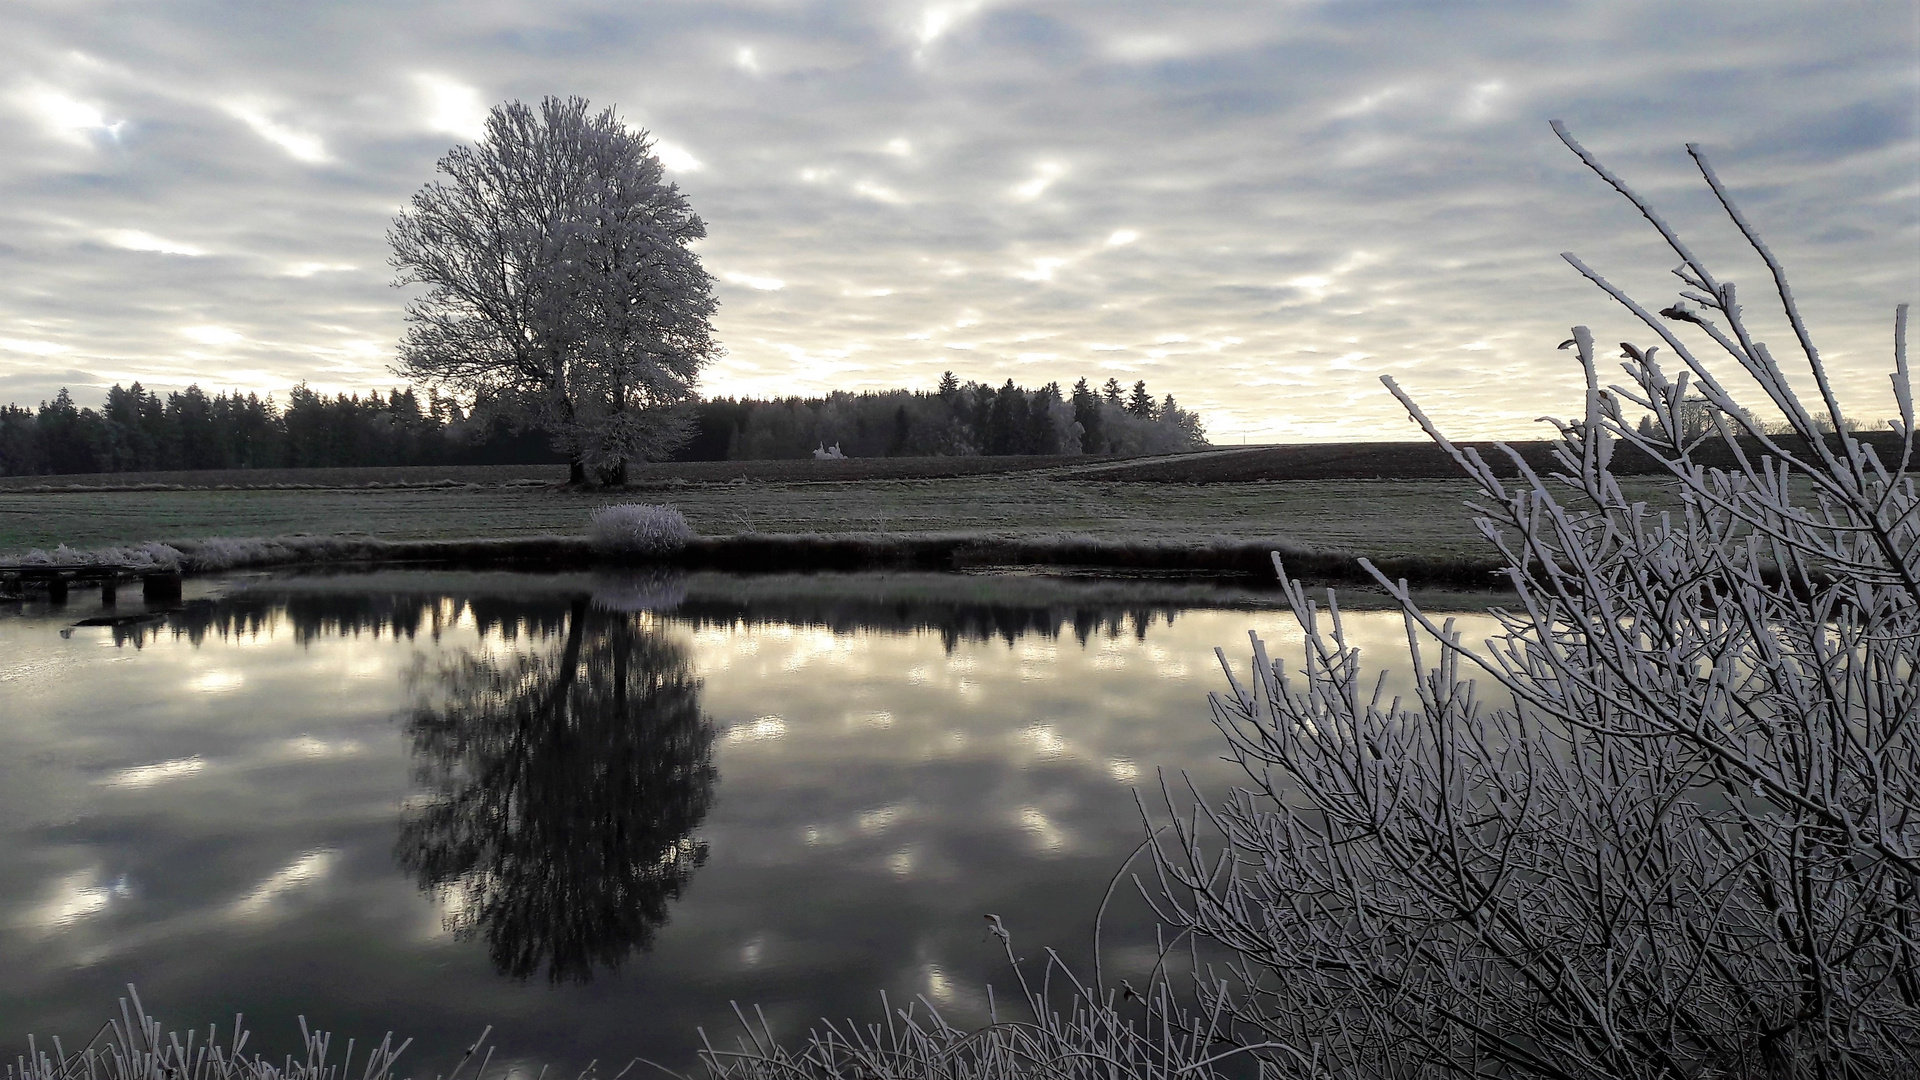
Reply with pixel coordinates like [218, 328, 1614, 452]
[1, 530, 1512, 599]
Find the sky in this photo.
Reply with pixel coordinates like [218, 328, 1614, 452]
[0, 1, 1914, 443]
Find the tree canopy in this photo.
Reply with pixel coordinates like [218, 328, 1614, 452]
[389, 96, 718, 485]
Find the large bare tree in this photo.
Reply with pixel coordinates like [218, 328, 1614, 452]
[389, 96, 717, 485]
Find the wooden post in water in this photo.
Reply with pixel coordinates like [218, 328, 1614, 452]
[100, 577, 118, 606]
[47, 575, 69, 606]
[143, 571, 183, 604]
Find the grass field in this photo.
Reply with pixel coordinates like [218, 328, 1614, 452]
[0, 451, 1695, 566]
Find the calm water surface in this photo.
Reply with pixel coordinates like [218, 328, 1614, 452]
[0, 569, 1490, 1074]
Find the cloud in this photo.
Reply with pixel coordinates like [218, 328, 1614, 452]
[0, 337, 68, 356]
[414, 74, 487, 140]
[653, 139, 704, 172]
[223, 101, 330, 163]
[722, 270, 785, 291]
[13, 84, 123, 144]
[1010, 162, 1064, 201]
[179, 325, 244, 346]
[102, 230, 207, 256]
[0, 0, 1911, 441]
[915, 2, 985, 48]
[1106, 34, 1190, 63]
[852, 180, 905, 204]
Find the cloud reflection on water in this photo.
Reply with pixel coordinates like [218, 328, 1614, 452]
[0, 570, 1504, 1073]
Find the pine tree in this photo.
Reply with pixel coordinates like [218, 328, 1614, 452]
[1126, 379, 1156, 419]
[1071, 378, 1104, 454]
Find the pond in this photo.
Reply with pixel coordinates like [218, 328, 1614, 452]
[0, 569, 1497, 1076]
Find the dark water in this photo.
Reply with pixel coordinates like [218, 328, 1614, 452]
[0, 569, 1480, 1076]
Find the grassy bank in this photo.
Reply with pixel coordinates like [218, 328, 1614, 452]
[0, 449, 1708, 590]
[0, 470, 1693, 564]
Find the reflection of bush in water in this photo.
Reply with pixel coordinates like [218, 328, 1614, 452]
[591, 569, 689, 613]
[397, 597, 715, 983]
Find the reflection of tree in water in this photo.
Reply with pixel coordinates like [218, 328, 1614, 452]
[397, 597, 715, 983]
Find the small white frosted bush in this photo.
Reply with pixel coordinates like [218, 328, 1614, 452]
[11, 542, 183, 569]
[589, 502, 693, 557]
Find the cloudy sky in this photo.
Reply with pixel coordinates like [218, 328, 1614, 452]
[1, 1, 1914, 442]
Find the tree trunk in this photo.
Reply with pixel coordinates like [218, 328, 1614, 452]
[569, 457, 588, 486]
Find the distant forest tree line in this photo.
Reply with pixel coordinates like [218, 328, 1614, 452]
[0, 373, 1207, 476]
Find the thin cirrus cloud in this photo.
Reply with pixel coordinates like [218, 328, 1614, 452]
[0, 0, 1911, 442]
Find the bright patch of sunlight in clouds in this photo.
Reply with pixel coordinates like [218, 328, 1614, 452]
[1460, 80, 1507, 121]
[1107, 35, 1189, 62]
[103, 230, 205, 257]
[179, 326, 244, 347]
[916, 2, 982, 47]
[1017, 257, 1066, 282]
[1010, 162, 1064, 201]
[654, 140, 703, 172]
[0, 338, 67, 356]
[223, 101, 330, 163]
[853, 180, 905, 204]
[414, 74, 487, 140]
[723, 270, 785, 291]
[15, 85, 122, 144]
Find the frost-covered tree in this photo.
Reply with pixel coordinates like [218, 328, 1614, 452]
[389, 96, 718, 485]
